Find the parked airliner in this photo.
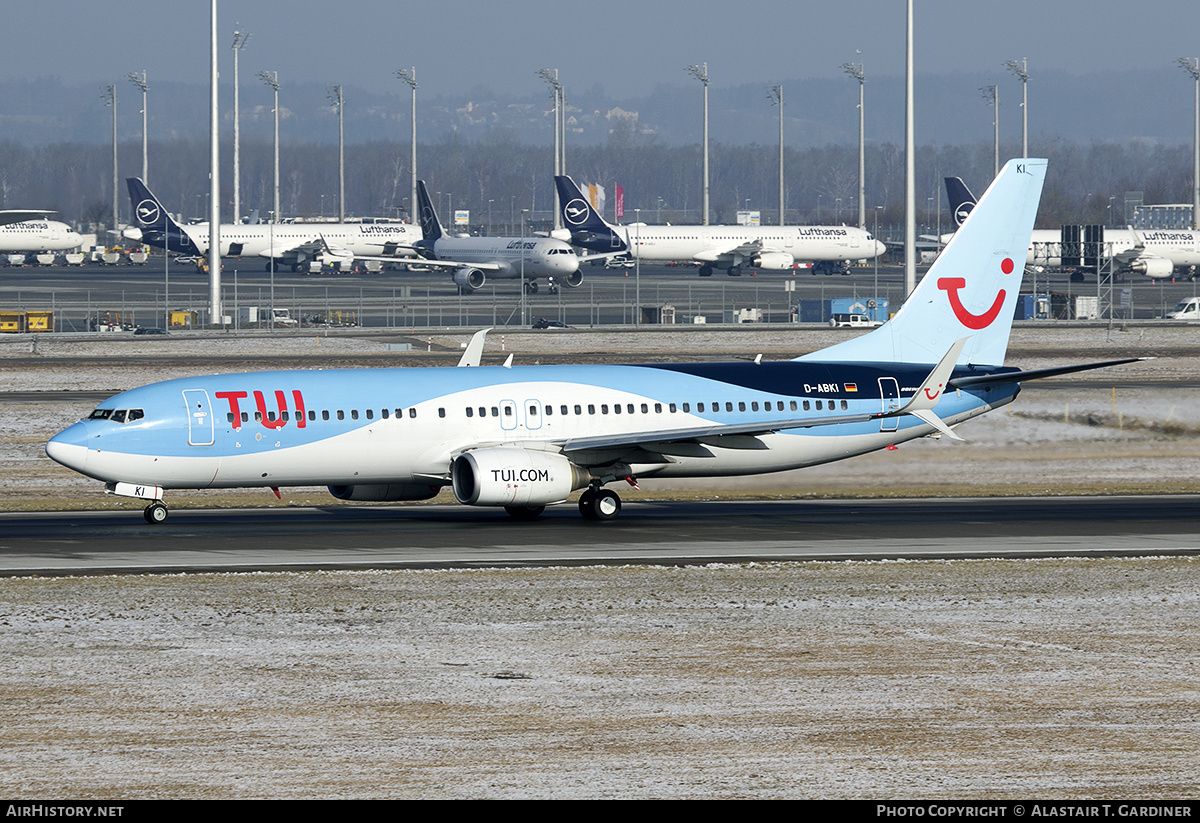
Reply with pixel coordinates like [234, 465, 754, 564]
[0, 210, 83, 253]
[387, 179, 583, 293]
[553, 175, 887, 276]
[123, 178, 420, 270]
[947, 176, 1200, 278]
[47, 160, 1137, 524]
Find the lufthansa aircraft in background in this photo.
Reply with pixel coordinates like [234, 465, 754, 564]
[122, 178, 420, 270]
[946, 176, 1200, 278]
[384, 179, 583, 293]
[552, 175, 887, 276]
[0, 210, 83, 253]
[47, 160, 1139, 524]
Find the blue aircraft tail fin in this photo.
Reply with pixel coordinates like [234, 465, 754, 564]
[126, 178, 201, 255]
[945, 176, 978, 229]
[415, 180, 443, 244]
[555, 175, 628, 253]
[799, 158, 1047, 367]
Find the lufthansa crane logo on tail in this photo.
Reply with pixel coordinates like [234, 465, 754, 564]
[953, 200, 973, 227]
[564, 198, 591, 226]
[937, 258, 1014, 330]
[136, 199, 160, 225]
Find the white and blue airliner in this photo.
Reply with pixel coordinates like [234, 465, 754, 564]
[46, 160, 1136, 523]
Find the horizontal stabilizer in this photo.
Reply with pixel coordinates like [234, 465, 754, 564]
[948, 358, 1149, 389]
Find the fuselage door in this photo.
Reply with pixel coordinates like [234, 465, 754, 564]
[182, 389, 215, 446]
[878, 377, 900, 433]
[524, 398, 542, 431]
[499, 399, 518, 431]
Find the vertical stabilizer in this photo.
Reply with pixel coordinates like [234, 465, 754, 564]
[945, 177, 978, 229]
[799, 158, 1046, 367]
[125, 178, 202, 256]
[554, 175, 628, 253]
[415, 180, 443, 245]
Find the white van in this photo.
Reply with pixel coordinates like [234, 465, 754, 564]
[1166, 297, 1200, 320]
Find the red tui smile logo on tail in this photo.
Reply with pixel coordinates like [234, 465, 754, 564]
[937, 258, 1013, 329]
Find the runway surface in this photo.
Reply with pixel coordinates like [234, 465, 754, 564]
[2, 495, 1198, 575]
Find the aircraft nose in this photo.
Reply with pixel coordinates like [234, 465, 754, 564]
[46, 422, 91, 473]
[875, 240, 887, 257]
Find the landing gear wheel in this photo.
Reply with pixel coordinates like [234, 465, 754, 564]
[579, 489, 598, 520]
[505, 505, 545, 520]
[727, 265, 742, 277]
[143, 502, 168, 524]
[699, 265, 713, 277]
[524, 280, 539, 294]
[579, 488, 621, 521]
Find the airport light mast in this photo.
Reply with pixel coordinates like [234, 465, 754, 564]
[395, 67, 417, 225]
[126, 71, 148, 187]
[1178, 58, 1200, 231]
[686, 63, 710, 225]
[904, 0, 915, 297]
[328, 85, 346, 222]
[1004, 58, 1029, 158]
[841, 59, 865, 229]
[258, 71, 280, 223]
[537, 69, 564, 230]
[768, 85, 784, 226]
[208, 0, 221, 326]
[231, 28, 250, 224]
[102, 84, 118, 234]
[980, 85, 999, 179]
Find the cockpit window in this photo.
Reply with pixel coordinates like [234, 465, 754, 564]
[87, 408, 144, 424]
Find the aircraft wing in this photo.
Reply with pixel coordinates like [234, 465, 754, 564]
[0, 209, 55, 227]
[555, 410, 878, 454]
[348, 252, 503, 272]
[692, 238, 763, 264]
[559, 339, 970, 454]
[257, 236, 326, 260]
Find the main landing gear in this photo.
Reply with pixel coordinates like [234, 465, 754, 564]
[143, 501, 169, 524]
[523, 280, 539, 294]
[578, 487, 621, 521]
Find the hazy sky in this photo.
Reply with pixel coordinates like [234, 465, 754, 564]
[12, 0, 1200, 98]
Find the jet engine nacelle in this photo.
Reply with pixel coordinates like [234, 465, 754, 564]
[452, 267, 487, 291]
[451, 447, 590, 508]
[752, 251, 795, 271]
[1130, 257, 1175, 279]
[327, 483, 441, 502]
[564, 270, 584, 288]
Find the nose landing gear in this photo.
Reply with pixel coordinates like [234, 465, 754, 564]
[143, 501, 169, 524]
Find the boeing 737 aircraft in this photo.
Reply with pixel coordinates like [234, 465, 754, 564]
[0, 210, 83, 253]
[947, 176, 1200, 278]
[47, 160, 1138, 524]
[553, 175, 887, 276]
[123, 178, 420, 270]
[388, 179, 583, 293]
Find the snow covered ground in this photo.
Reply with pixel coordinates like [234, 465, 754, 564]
[1, 558, 1196, 799]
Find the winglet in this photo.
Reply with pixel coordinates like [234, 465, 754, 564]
[457, 328, 491, 367]
[897, 337, 969, 414]
[879, 337, 970, 441]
